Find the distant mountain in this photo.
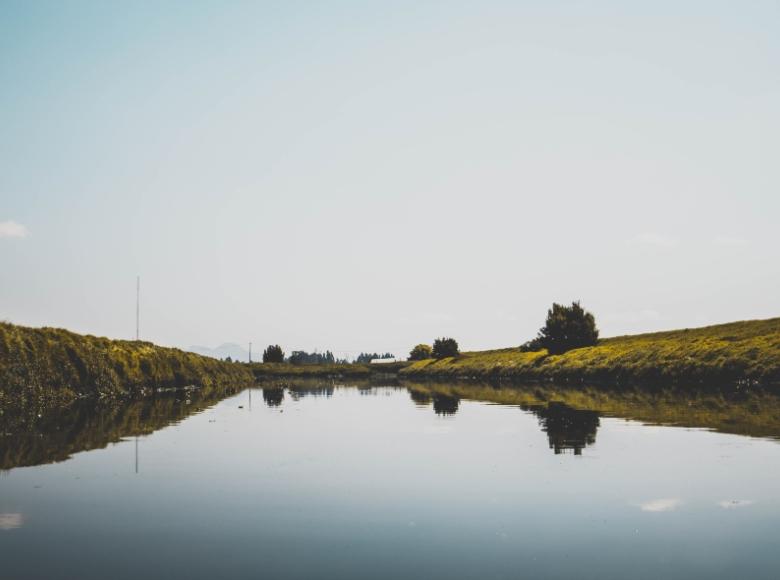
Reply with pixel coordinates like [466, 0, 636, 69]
[187, 343, 251, 362]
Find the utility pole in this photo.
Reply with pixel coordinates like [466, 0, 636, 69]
[136, 276, 140, 341]
[248, 341, 252, 363]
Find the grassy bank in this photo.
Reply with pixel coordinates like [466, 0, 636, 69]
[0, 322, 254, 408]
[401, 318, 780, 386]
[249, 360, 408, 380]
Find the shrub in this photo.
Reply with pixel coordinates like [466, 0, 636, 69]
[532, 301, 599, 355]
[408, 344, 433, 361]
[432, 338, 459, 359]
[262, 344, 285, 363]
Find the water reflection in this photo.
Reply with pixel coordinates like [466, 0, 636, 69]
[0, 513, 24, 530]
[401, 381, 780, 442]
[408, 389, 432, 406]
[4, 379, 780, 580]
[411, 384, 599, 451]
[288, 384, 334, 400]
[262, 387, 284, 407]
[525, 402, 600, 455]
[4, 379, 780, 471]
[638, 498, 683, 512]
[432, 393, 460, 416]
[0, 384, 244, 471]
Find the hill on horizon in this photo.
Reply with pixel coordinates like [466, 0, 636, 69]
[187, 343, 250, 362]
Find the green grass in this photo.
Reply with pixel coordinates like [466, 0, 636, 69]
[401, 318, 780, 386]
[0, 322, 254, 408]
[249, 360, 409, 379]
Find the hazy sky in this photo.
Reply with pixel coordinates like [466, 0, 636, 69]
[1, 1, 778, 357]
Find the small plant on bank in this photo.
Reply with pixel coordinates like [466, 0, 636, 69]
[432, 338, 459, 359]
[408, 344, 433, 361]
[262, 344, 285, 363]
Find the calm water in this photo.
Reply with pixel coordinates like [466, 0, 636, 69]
[2, 382, 780, 580]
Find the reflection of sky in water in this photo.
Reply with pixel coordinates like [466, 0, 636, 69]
[1, 386, 780, 580]
[718, 499, 755, 509]
[0, 513, 24, 530]
[638, 498, 683, 512]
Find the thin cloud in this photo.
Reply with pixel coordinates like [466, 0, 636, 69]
[0, 220, 29, 238]
[632, 233, 678, 248]
[638, 498, 682, 512]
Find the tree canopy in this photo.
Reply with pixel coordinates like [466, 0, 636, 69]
[262, 344, 285, 363]
[287, 350, 336, 365]
[408, 344, 433, 361]
[432, 338, 459, 359]
[526, 301, 599, 355]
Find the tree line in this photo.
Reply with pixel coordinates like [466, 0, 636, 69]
[256, 301, 599, 366]
[261, 345, 347, 365]
[406, 301, 598, 361]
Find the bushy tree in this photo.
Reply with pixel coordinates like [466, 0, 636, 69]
[287, 350, 336, 365]
[262, 344, 285, 363]
[408, 344, 433, 361]
[529, 301, 599, 355]
[432, 338, 459, 359]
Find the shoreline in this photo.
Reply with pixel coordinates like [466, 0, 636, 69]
[2, 316, 779, 410]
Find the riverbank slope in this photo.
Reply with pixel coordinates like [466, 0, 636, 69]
[0, 322, 254, 408]
[401, 318, 780, 386]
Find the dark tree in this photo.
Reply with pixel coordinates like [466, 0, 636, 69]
[529, 301, 599, 355]
[432, 338, 459, 359]
[408, 344, 433, 361]
[354, 352, 394, 364]
[287, 350, 336, 365]
[262, 344, 285, 363]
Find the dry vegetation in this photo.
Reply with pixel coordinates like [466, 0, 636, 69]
[0, 322, 254, 408]
[401, 318, 780, 386]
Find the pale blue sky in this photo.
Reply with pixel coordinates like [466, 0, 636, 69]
[1, 1, 778, 357]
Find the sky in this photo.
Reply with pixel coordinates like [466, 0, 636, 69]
[1, 0, 778, 358]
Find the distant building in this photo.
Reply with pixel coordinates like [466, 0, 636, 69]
[370, 357, 399, 364]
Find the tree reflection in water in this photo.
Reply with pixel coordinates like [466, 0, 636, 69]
[262, 387, 284, 407]
[408, 389, 432, 406]
[6, 379, 780, 471]
[287, 385, 334, 400]
[432, 394, 460, 416]
[525, 402, 600, 455]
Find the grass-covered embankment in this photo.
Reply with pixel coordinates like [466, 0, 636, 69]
[401, 318, 780, 386]
[249, 360, 408, 380]
[0, 322, 254, 408]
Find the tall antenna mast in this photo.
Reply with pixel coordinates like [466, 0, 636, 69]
[136, 275, 140, 341]
[248, 342, 252, 363]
